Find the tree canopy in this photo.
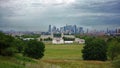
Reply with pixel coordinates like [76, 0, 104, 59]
[82, 37, 107, 61]
[0, 32, 16, 56]
[23, 40, 45, 59]
[107, 37, 120, 61]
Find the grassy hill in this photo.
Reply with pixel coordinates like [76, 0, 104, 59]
[0, 44, 113, 68]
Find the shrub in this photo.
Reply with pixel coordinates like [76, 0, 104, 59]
[82, 37, 107, 61]
[0, 32, 16, 56]
[112, 56, 120, 68]
[23, 40, 45, 59]
[1, 47, 16, 56]
[63, 37, 75, 41]
[107, 37, 120, 61]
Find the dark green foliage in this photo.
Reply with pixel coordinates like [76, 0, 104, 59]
[1, 47, 17, 56]
[53, 34, 61, 37]
[13, 39, 26, 53]
[44, 37, 52, 41]
[23, 40, 45, 59]
[107, 37, 120, 60]
[21, 34, 40, 38]
[0, 32, 26, 56]
[82, 37, 107, 61]
[0, 32, 16, 56]
[112, 56, 120, 68]
[63, 37, 75, 41]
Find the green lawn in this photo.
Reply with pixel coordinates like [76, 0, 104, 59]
[42, 44, 112, 68]
[0, 56, 24, 68]
[0, 44, 113, 68]
[43, 44, 83, 60]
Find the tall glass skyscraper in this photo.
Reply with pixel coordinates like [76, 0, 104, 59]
[48, 25, 51, 33]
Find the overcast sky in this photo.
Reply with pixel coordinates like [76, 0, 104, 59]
[0, 0, 120, 31]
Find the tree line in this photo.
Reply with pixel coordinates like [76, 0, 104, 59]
[81, 36, 120, 68]
[0, 32, 45, 59]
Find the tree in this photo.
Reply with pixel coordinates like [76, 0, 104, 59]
[82, 37, 107, 61]
[107, 38, 120, 61]
[0, 32, 16, 56]
[13, 39, 26, 53]
[44, 37, 52, 41]
[112, 56, 120, 68]
[63, 37, 75, 41]
[23, 40, 45, 59]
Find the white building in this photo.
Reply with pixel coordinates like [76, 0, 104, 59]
[52, 33, 64, 44]
[52, 38, 64, 44]
[64, 41, 74, 44]
[23, 38, 35, 41]
[75, 38, 85, 44]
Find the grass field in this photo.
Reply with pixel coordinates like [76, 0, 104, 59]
[41, 44, 112, 68]
[43, 44, 83, 60]
[0, 43, 113, 68]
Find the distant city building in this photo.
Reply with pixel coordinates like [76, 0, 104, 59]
[52, 33, 64, 44]
[48, 24, 84, 34]
[52, 26, 57, 33]
[117, 29, 120, 33]
[48, 25, 51, 33]
[23, 38, 35, 41]
[73, 25, 77, 34]
[75, 38, 85, 44]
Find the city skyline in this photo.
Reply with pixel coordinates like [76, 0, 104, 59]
[48, 24, 84, 34]
[0, 0, 120, 31]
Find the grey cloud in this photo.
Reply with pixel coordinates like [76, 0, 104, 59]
[0, 0, 120, 31]
[71, 0, 120, 13]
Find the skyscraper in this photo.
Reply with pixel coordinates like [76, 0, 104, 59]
[48, 25, 51, 33]
[73, 25, 77, 34]
[79, 27, 84, 33]
[52, 26, 57, 33]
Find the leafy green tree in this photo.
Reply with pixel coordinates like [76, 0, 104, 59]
[82, 37, 107, 61]
[44, 37, 52, 41]
[107, 39, 120, 60]
[112, 56, 120, 68]
[13, 39, 26, 53]
[0, 32, 16, 56]
[23, 40, 45, 59]
[63, 37, 75, 41]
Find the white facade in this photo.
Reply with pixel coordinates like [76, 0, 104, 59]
[23, 38, 35, 41]
[75, 38, 85, 44]
[52, 38, 64, 44]
[41, 35, 52, 39]
[64, 41, 74, 44]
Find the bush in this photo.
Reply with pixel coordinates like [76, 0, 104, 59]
[107, 38, 120, 61]
[23, 40, 45, 59]
[13, 39, 26, 53]
[82, 37, 107, 61]
[63, 37, 75, 41]
[112, 56, 120, 68]
[44, 37, 52, 41]
[1, 47, 16, 56]
[0, 32, 16, 56]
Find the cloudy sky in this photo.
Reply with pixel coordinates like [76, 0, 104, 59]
[0, 0, 120, 31]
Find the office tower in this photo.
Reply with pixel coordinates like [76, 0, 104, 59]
[86, 28, 89, 34]
[48, 25, 51, 33]
[52, 26, 57, 33]
[73, 25, 77, 34]
[78, 27, 84, 33]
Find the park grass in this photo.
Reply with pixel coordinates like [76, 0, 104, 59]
[0, 44, 113, 68]
[43, 59, 112, 68]
[43, 44, 83, 60]
[42, 44, 113, 68]
[0, 56, 25, 68]
[0, 54, 36, 68]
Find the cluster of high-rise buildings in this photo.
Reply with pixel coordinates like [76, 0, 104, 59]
[48, 24, 84, 34]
